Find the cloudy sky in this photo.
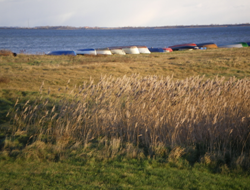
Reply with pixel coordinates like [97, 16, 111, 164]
[0, 0, 250, 27]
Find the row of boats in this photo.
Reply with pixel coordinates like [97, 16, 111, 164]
[46, 42, 250, 56]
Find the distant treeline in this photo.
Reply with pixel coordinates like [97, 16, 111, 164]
[1, 23, 250, 30]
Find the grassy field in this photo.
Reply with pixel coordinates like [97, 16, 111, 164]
[0, 48, 250, 189]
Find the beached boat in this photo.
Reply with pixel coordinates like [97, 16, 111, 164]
[109, 47, 126, 55]
[218, 44, 243, 48]
[236, 42, 249, 47]
[46, 50, 76, 56]
[137, 46, 151, 54]
[96, 48, 112, 55]
[122, 46, 140, 54]
[196, 43, 218, 49]
[171, 46, 199, 51]
[169, 43, 197, 49]
[148, 47, 173, 53]
[148, 48, 164, 53]
[76, 48, 97, 55]
[162, 48, 173, 52]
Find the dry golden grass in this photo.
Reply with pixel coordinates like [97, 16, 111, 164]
[0, 48, 250, 96]
[8, 73, 250, 168]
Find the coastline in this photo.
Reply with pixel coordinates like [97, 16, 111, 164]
[1, 23, 250, 30]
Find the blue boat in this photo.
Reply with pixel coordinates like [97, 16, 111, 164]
[76, 48, 96, 55]
[46, 50, 76, 56]
[148, 48, 165, 53]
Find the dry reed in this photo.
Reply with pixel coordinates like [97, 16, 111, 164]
[8, 74, 250, 168]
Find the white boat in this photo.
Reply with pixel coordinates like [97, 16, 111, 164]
[137, 46, 151, 54]
[109, 47, 126, 55]
[96, 48, 112, 55]
[218, 44, 243, 48]
[76, 48, 96, 55]
[122, 46, 140, 54]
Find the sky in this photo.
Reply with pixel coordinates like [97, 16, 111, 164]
[0, 0, 250, 27]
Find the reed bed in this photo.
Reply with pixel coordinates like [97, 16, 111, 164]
[6, 74, 250, 169]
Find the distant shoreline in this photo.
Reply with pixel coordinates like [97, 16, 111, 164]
[1, 23, 250, 30]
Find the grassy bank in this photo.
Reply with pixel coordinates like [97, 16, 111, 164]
[1, 159, 250, 189]
[0, 48, 250, 189]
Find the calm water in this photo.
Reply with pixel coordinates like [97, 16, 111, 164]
[0, 26, 250, 54]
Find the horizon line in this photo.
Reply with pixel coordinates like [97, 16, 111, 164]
[1, 23, 250, 29]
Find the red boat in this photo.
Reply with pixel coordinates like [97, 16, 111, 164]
[162, 48, 173, 52]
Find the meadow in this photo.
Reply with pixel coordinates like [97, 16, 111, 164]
[0, 48, 250, 189]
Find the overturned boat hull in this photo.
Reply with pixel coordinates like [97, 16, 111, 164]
[122, 46, 140, 54]
[169, 43, 197, 49]
[137, 46, 151, 54]
[197, 43, 218, 49]
[218, 44, 243, 48]
[171, 46, 199, 51]
[237, 42, 249, 47]
[162, 48, 173, 52]
[109, 47, 126, 55]
[76, 48, 97, 55]
[148, 48, 165, 53]
[46, 50, 76, 56]
[96, 48, 112, 55]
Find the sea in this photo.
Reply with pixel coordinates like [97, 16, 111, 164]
[0, 26, 250, 54]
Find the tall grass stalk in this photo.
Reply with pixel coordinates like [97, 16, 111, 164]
[7, 74, 250, 169]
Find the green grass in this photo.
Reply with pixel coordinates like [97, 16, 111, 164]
[0, 158, 249, 190]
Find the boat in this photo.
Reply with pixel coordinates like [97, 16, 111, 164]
[218, 44, 243, 48]
[162, 48, 173, 52]
[169, 43, 197, 49]
[96, 48, 112, 55]
[76, 48, 97, 55]
[196, 43, 218, 49]
[246, 42, 250, 46]
[171, 46, 199, 51]
[236, 42, 249, 47]
[148, 47, 165, 53]
[46, 50, 76, 56]
[121, 46, 140, 54]
[148, 47, 173, 53]
[137, 46, 151, 54]
[108, 47, 126, 55]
